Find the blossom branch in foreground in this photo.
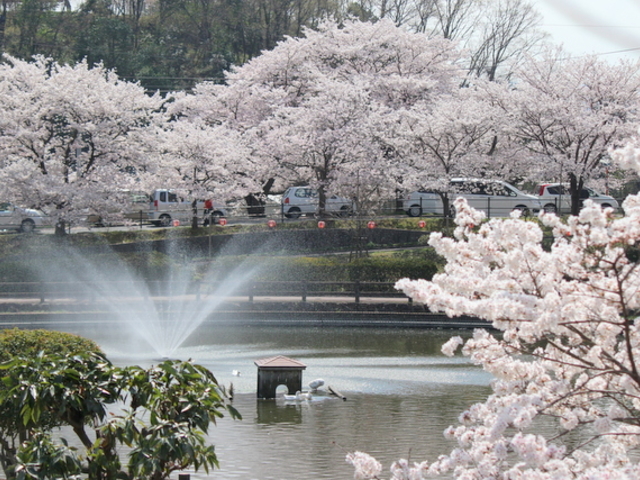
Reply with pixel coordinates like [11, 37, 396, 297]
[349, 151, 640, 479]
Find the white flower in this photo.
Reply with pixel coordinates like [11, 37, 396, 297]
[346, 452, 382, 480]
[442, 336, 464, 356]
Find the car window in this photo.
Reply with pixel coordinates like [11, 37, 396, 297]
[546, 185, 565, 195]
[486, 183, 514, 197]
[132, 194, 149, 203]
[467, 182, 487, 195]
[0, 203, 11, 211]
[451, 181, 471, 194]
[295, 188, 318, 199]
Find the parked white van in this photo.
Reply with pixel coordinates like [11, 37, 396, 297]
[148, 189, 228, 227]
[404, 179, 542, 218]
[281, 186, 353, 218]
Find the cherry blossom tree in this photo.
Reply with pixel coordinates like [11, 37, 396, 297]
[347, 138, 640, 479]
[0, 54, 162, 233]
[149, 115, 261, 227]
[386, 82, 523, 218]
[497, 49, 640, 215]
[176, 19, 463, 216]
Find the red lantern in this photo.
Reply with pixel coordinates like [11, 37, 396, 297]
[318, 220, 326, 229]
[267, 219, 277, 228]
[367, 221, 376, 229]
[418, 220, 426, 228]
[219, 218, 227, 226]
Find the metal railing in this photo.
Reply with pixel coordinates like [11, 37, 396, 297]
[0, 280, 411, 304]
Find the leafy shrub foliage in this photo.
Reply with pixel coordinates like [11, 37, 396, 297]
[0, 352, 238, 480]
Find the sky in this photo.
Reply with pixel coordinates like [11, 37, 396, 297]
[535, 0, 640, 61]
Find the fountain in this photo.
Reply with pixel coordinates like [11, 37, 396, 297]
[7, 239, 497, 480]
[33, 241, 263, 359]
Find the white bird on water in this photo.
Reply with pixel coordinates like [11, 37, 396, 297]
[308, 378, 325, 391]
[283, 391, 313, 402]
[283, 391, 302, 401]
[232, 370, 241, 376]
[299, 391, 313, 401]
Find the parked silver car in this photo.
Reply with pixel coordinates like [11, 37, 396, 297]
[0, 202, 47, 233]
[535, 183, 618, 214]
[281, 186, 353, 218]
[404, 179, 542, 218]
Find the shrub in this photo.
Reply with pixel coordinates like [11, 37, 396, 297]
[0, 328, 101, 362]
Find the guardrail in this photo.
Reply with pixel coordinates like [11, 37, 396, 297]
[0, 280, 411, 304]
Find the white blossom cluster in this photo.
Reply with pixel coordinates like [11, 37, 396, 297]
[349, 144, 640, 479]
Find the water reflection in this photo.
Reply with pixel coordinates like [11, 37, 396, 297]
[54, 324, 491, 479]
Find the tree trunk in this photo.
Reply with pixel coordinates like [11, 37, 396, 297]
[568, 174, 585, 216]
[317, 186, 327, 218]
[191, 200, 199, 229]
[54, 220, 67, 236]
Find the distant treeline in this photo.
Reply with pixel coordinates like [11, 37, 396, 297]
[0, 0, 376, 93]
[0, 0, 545, 93]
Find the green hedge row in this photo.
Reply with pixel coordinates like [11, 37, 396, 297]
[197, 250, 443, 285]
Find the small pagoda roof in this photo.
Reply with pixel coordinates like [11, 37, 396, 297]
[254, 355, 307, 369]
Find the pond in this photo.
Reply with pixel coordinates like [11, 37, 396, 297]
[55, 322, 492, 480]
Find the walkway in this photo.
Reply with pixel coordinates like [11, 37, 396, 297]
[0, 294, 492, 329]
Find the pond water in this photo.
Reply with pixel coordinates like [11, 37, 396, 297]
[52, 323, 492, 480]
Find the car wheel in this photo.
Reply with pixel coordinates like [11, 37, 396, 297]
[286, 207, 301, 219]
[159, 214, 172, 227]
[513, 205, 531, 218]
[211, 211, 225, 224]
[339, 205, 352, 217]
[20, 219, 35, 233]
[601, 203, 612, 209]
[544, 203, 557, 214]
[406, 205, 422, 217]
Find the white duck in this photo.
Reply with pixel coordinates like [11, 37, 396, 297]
[283, 391, 302, 401]
[299, 391, 313, 401]
[283, 391, 313, 402]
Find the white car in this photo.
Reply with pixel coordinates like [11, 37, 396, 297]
[281, 186, 353, 218]
[148, 189, 228, 227]
[535, 183, 619, 214]
[0, 202, 47, 233]
[404, 179, 542, 218]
